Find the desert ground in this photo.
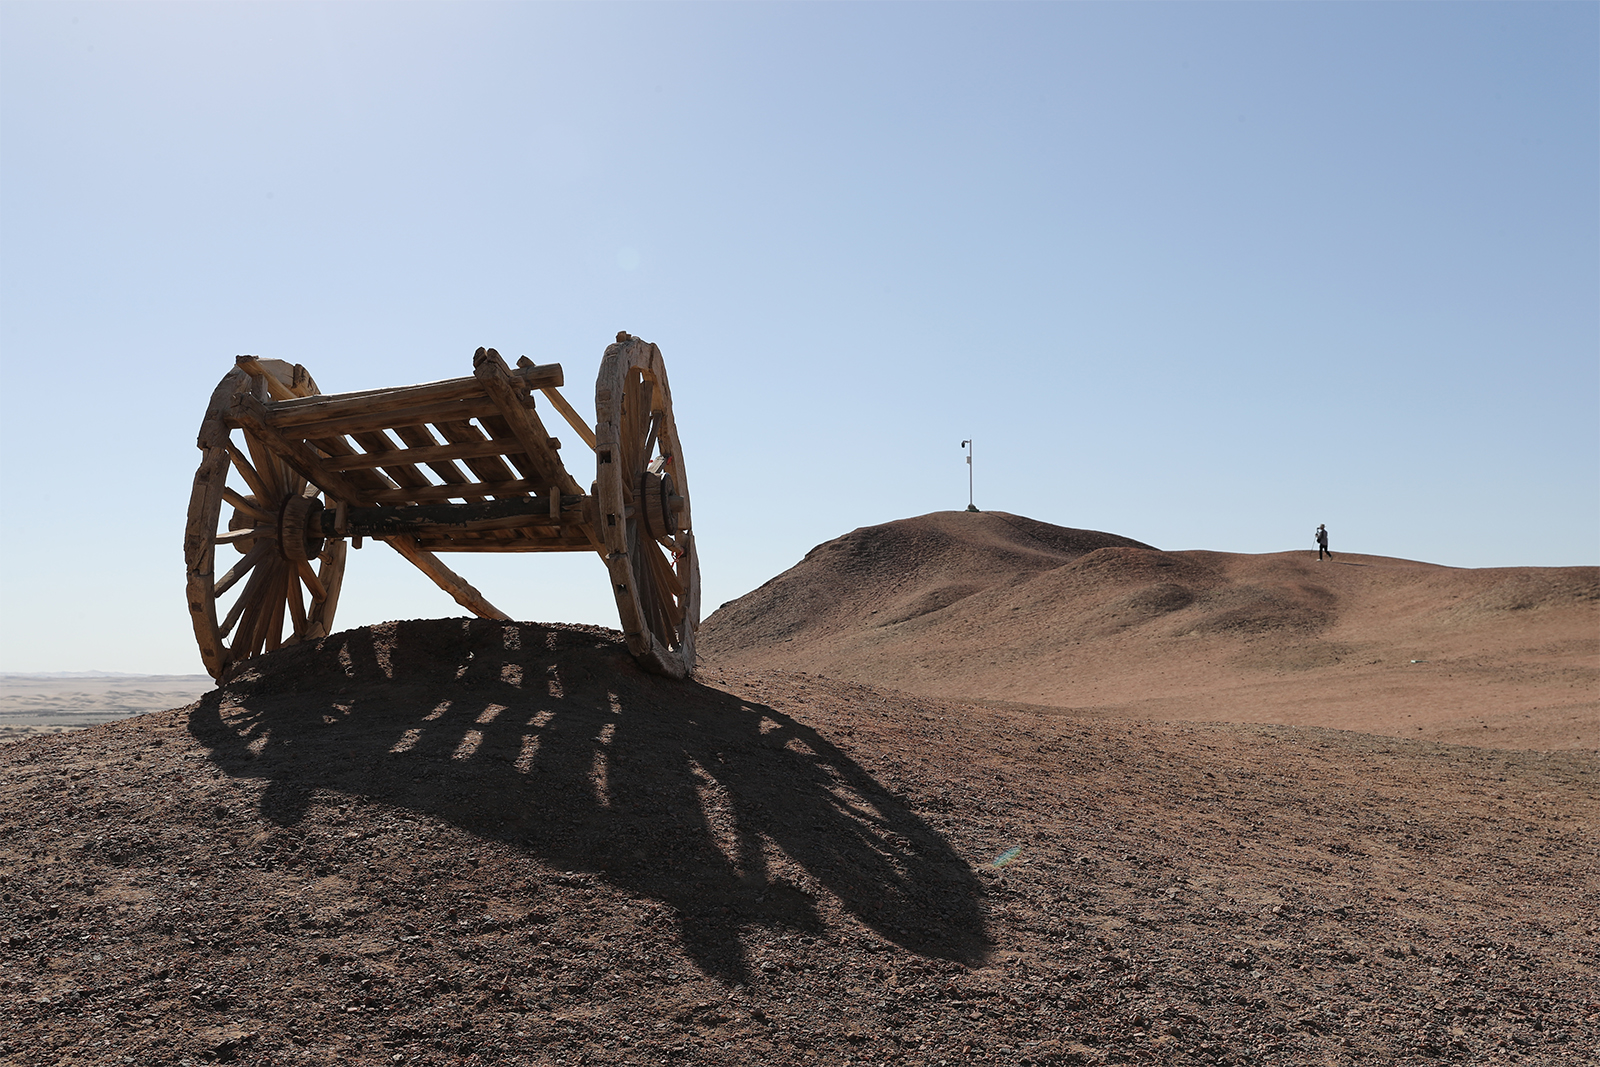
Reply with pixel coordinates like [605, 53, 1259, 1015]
[0, 676, 214, 742]
[2, 512, 1596, 1066]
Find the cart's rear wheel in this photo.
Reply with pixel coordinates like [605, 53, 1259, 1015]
[184, 360, 347, 681]
[594, 334, 700, 678]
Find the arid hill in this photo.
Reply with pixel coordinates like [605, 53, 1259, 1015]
[699, 512, 1600, 751]
[3, 619, 1597, 1066]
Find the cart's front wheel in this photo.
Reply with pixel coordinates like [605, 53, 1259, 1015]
[594, 334, 700, 678]
[183, 360, 347, 681]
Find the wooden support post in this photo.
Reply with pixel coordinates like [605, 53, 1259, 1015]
[383, 535, 511, 621]
[518, 354, 598, 450]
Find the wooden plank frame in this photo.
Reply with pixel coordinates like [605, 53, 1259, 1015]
[185, 338, 700, 681]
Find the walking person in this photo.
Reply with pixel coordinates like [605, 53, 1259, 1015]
[1316, 523, 1332, 561]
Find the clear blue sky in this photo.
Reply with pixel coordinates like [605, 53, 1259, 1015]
[2, 2, 1595, 673]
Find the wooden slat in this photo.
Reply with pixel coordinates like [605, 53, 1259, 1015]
[264, 363, 563, 428]
[251, 395, 510, 440]
[228, 393, 373, 504]
[326, 436, 543, 472]
[391, 424, 483, 501]
[301, 433, 400, 497]
[431, 418, 519, 489]
[350, 430, 434, 492]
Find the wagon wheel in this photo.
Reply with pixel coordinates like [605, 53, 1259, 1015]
[184, 359, 347, 682]
[594, 334, 701, 678]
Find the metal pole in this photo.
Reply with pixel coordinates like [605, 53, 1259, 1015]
[962, 440, 974, 510]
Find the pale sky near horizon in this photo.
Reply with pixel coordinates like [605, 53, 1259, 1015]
[2, 2, 1596, 674]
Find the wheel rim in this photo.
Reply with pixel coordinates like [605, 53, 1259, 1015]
[184, 360, 347, 681]
[594, 336, 700, 677]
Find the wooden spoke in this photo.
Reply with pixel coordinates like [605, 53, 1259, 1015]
[285, 568, 307, 637]
[214, 539, 274, 599]
[221, 486, 273, 523]
[221, 557, 276, 642]
[225, 441, 274, 503]
[214, 527, 270, 546]
[297, 559, 327, 604]
[245, 430, 286, 501]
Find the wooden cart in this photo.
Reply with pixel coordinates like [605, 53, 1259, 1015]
[184, 333, 699, 682]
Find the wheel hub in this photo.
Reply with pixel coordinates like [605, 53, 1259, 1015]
[277, 494, 326, 562]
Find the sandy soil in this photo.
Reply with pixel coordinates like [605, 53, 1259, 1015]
[2, 619, 1596, 1066]
[699, 512, 1599, 752]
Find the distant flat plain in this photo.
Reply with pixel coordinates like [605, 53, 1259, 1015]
[0, 674, 215, 740]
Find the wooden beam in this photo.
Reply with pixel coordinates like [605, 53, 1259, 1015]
[383, 535, 511, 620]
[326, 436, 553, 472]
[251, 394, 513, 439]
[473, 348, 583, 496]
[363, 478, 600, 504]
[529, 365, 598, 450]
[264, 362, 563, 428]
[235, 356, 297, 401]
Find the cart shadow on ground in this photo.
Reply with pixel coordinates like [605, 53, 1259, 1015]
[187, 618, 991, 984]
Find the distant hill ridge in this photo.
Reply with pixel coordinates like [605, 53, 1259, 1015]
[699, 511, 1599, 750]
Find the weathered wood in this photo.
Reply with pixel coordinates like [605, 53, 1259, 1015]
[187, 360, 349, 681]
[264, 362, 563, 427]
[391, 423, 483, 501]
[235, 356, 297, 401]
[215, 527, 270, 546]
[214, 538, 274, 599]
[225, 440, 274, 503]
[383, 535, 511, 620]
[297, 559, 327, 604]
[239, 394, 512, 442]
[285, 567, 307, 635]
[413, 538, 595, 553]
[300, 432, 398, 497]
[529, 368, 598, 450]
[326, 436, 552, 472]
[593, 334, 699, 678]
[362, 478, 544, 505]
[188, 340, 695, 681]
[346, 430, 435, 499]
[474, 348, 583, 497]
[229, 393, 374, 504]
[221, 486, 272, 523]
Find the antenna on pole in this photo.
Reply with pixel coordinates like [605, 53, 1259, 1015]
[961, 440, 978, 512]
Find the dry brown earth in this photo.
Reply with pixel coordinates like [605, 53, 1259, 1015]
[699, 512, 1600, 751]
[2, 514, 1596, 1066]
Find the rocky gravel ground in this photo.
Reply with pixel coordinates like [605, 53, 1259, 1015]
[2, 620, 1596, 1066]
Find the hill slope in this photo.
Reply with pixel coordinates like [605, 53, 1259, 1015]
[2, 620, 1596, 1066]
[700, 512, 1600, 750]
